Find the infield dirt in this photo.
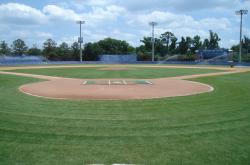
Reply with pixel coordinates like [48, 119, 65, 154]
[0, 65, 249, 100]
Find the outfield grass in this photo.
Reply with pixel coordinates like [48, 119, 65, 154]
[0, 68, 250, 164]
[6, 66, 224, 79]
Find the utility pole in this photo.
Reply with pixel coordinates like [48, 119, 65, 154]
[76, 20, 85, 63]
[149, 22, 158, 62]
[235, 10, 248, 64]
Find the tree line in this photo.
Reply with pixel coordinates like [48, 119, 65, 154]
[231, 36, 250, 62]
[231, 36, 250, 53]
[0, 38, 135, 61]
[2, 30, 248, 61]
[137, 30, 221, 61]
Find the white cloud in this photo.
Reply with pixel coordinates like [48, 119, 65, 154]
[229, 39, 239, 46]
[0, 1, 249, 48]
[35, 32, 53, 38]
[200, 18, 231, 30]
[43, 5, 82, 22]
[128, 11, 231, 37]
[41, 4, 126, 26]
[82, 5, 126, 27]
[7, 30, 52, 41]
[109, 29, 138, 45]
[0, 3, 47, 25]
[163, 0, 237, 11]
[58, 36, 78, 45]
[77, 0, 239, 12]
[84, 0, 114, 7]
[82, 30, 108, 42]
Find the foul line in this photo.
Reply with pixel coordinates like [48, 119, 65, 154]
[123, 80, 127, 85]
[146, 80, 153, 85]
[82, 81, 87, 85]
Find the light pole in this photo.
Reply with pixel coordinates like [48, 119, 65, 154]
[76, 20, 85, 63]
[149, 22, 158, 62]
[235, 9, 248, 64]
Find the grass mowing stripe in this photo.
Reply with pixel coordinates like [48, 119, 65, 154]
[1, 124, 249, 143]
[0, 70, 250, 164]
[0, 117, 249, 136]
[7, 67, 224, 79]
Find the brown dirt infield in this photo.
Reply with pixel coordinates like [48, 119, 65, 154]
[0, 65, 249, 100]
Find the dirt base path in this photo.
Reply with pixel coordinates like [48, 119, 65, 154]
[0, 65, 249, 100]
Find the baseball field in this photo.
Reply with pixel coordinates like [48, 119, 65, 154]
[0, 64, 250, 164]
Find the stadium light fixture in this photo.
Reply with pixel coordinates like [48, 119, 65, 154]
[149, 22, 158, 62]
[235, 9, 248, 64]
[76, 20, 85, 63]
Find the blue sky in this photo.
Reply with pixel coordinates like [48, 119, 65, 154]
[0, 0, 249, 48]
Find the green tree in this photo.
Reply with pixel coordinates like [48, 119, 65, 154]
[185, 36, 193, 55]
[154, 38, 165, 57]
[43, 39, 57, 60]
[202, 38, 210, 49]
[83, 43, 103, 61]
[178, 37, 190, 54]
[70, 42, 80, 61]
[0, 41, 11, 55]
[242, 36, 250, 53]
[140, 37, 153, 52]
[57, 42, 71, 60]
[186, 37, 192, 48]
[208, 30, 221, 49]
[136, 46, 152, 61]
[137, 37, 165, 60]
[12, 39, 28, 55]
[169, 37, 178, 54]
[27, 45, 42, 56]
[231, 44, 239, 52]
[231, 36, 250, 53]
[192, 35, 202, 52]
[136, 38, 152, 61]
[231, 36, 250, 62]
[160, 31, 174, 54]
[98, 38, 134, 55]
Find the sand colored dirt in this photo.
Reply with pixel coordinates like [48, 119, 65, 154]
[0, 65, 249, 100]
[18, 78, 213, 100]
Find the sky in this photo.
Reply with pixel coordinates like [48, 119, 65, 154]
[0, 0, 249, 48]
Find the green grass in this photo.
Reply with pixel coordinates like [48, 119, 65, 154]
[0, 68, 250, 164]
[7, 66, 224, 79]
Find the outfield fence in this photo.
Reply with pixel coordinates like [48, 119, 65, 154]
[1, 55, 250, 66]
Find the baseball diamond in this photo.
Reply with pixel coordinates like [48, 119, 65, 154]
[0, 64, 250, 165]
[1, 0, 250, 164]
[0, 65, 246, 100]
